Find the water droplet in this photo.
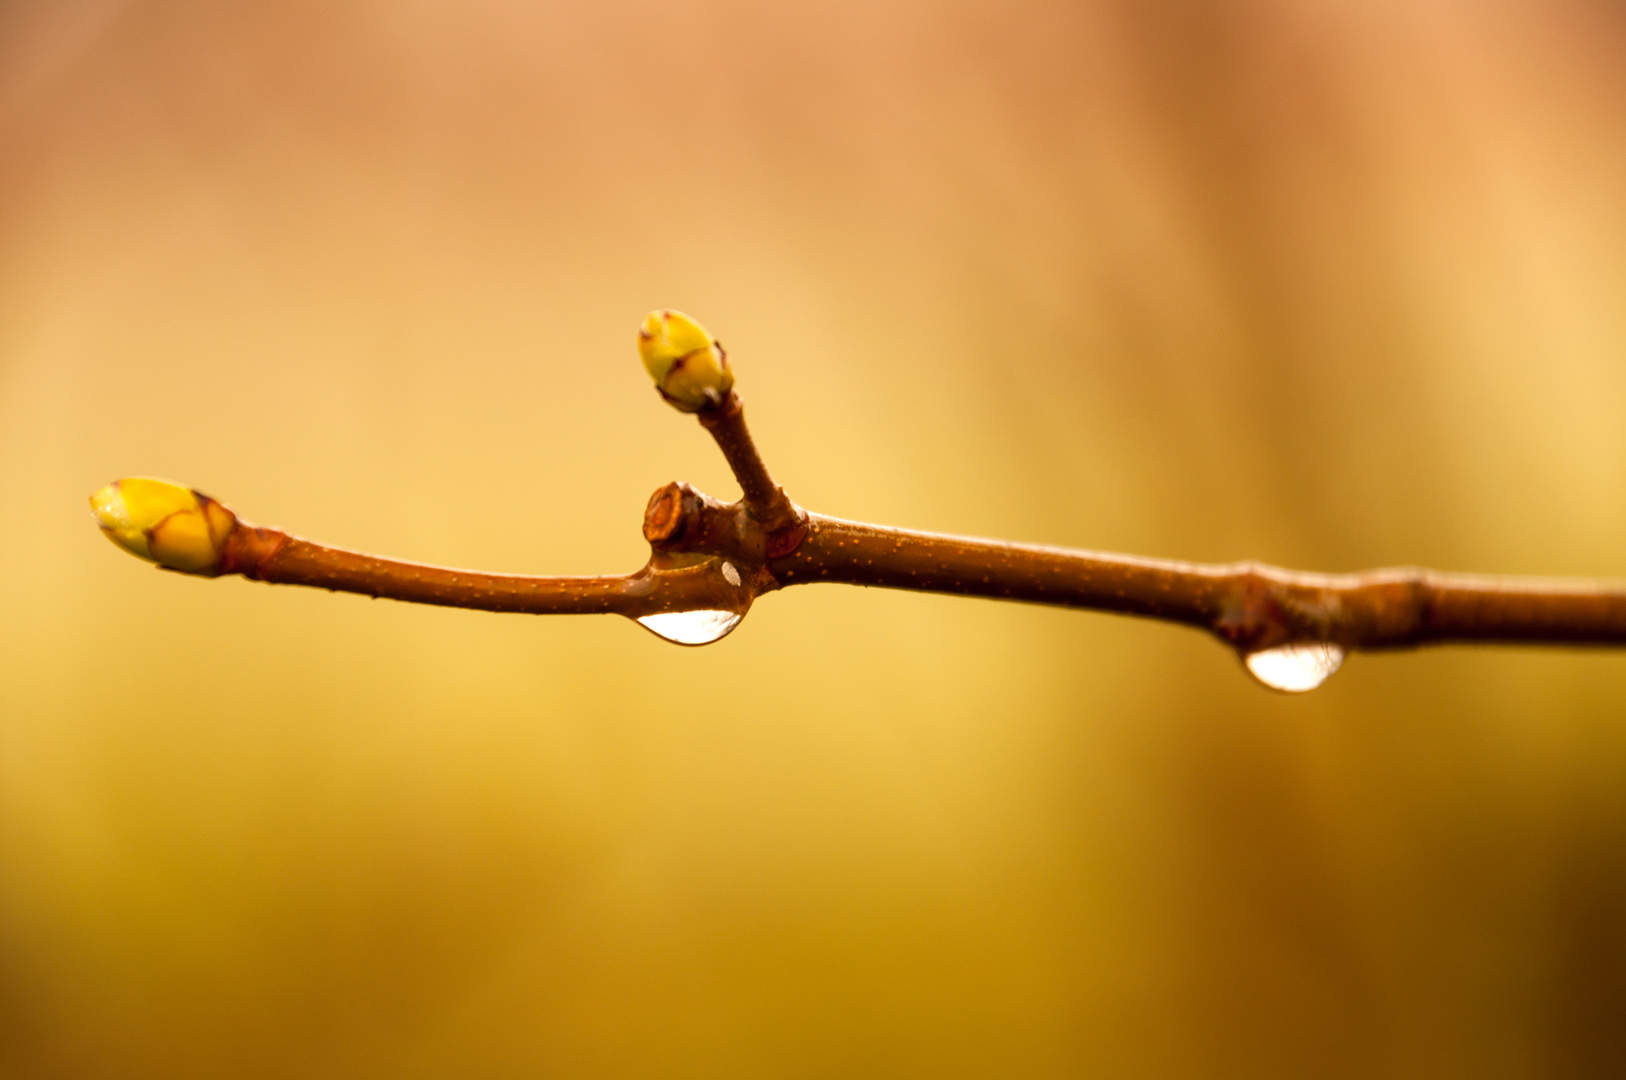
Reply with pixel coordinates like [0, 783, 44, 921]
[636, 609, 743, 646]
[1243, 642, 1345, 693]
[721, 561, 741, 587]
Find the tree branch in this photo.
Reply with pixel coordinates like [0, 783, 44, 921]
[693, 392, 807, 548]
[769, 517, 1626, 651]
[90, 314, 1626, 686]
[214, 521, 749, 621]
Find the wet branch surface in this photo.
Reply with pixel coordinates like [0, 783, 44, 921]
[199, 389, 1626, 661]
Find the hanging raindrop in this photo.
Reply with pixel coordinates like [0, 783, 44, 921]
[636, 608, 744, 646]
[1243, 642, 1345, 693]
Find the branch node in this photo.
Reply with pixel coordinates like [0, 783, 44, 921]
[219, 524, 289, 579]
[642, 482, 687, 546]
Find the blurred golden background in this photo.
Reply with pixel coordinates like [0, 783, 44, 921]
[2, 0, 1625, 1075]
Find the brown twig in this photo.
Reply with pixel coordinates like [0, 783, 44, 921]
[184, 385, 1626, 657]
[214, 522, 746, 621]
[694, 392, 807, 549]
[160, 384, 1626, 665]
[768, 517, 1626, 651]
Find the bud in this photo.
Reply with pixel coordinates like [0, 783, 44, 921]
[89, 477, 236, 575]
[637, 309, 734, 412]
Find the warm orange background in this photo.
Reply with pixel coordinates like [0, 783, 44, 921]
[3, 1, 1625, 1076]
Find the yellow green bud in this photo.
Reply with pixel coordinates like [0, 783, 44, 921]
[637, 309, 734, 412]
[89, 477, 236, 575]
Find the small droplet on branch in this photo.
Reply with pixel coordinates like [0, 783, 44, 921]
[1243, 642, 1345, 693]
[635, 609, 744, 646]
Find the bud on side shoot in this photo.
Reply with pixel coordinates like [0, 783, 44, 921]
[637, 309, 734, 412]
[90, 477, 236, 574]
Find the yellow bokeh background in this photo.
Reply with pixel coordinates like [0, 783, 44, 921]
[3, 1, 1626, 1075]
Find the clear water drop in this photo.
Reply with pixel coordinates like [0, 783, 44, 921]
[1244, 642, 1345, 693]
[636, 609, 744, 646]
